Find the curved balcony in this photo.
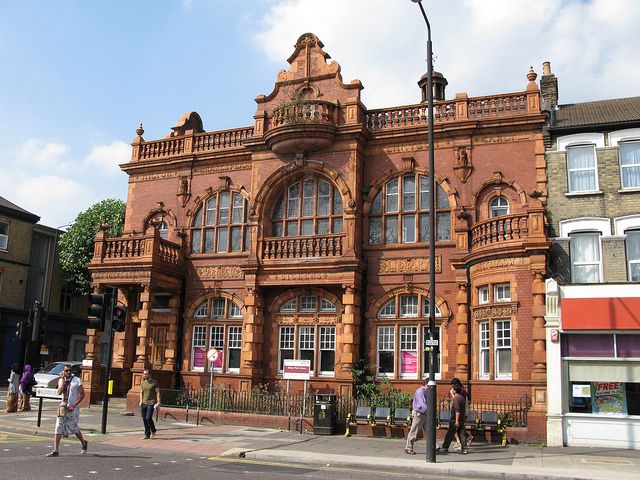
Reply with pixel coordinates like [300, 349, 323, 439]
[264, 100, 337, 155]
[470, 213, 529, 254]
[89, 229, 184, 285]
[261, 234, 344, 260]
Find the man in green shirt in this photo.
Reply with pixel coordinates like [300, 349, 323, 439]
[139, 369, 160, 439]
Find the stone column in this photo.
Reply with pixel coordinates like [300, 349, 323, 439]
[339, 285, 360, 379]
[241, 287, 264, 381]
[454, 280, 469, 379]
[134, 284, 151, 369]
[531, 261, 547, 380]
[80, 327, 103, 405]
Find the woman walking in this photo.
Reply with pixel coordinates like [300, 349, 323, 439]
[6, 363, 21, 413]
[18, 364, 35, 412]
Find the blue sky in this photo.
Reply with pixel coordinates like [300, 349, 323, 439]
[1, 0, 638, 228]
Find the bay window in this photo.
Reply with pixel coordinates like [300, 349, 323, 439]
[626, 230, 640, 281]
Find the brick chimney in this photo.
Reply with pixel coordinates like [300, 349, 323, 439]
[540, 61, 558, 110]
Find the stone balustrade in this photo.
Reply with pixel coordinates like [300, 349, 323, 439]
[470, 213, 530, 252]
[271, 100, 336, 128]
[262, 234, 344, 260]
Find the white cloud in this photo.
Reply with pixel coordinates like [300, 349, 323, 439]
[0, 138, 129, 227]
[254, 0, 640, 107]
[84, 141, 131, 176]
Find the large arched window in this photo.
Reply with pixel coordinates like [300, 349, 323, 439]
[190, 296, 244, 374]
[190, 191, 249, 254]
[369, 174, 450, 245]
[489, 196, 509, 217]
[375, 293, 444, 380]
[271, 177, 343, 237]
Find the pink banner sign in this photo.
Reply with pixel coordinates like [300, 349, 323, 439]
[401, 351, 417, 374]
[193, 347, 205, 368]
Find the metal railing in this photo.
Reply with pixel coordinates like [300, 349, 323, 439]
[160, 388, 530, 427]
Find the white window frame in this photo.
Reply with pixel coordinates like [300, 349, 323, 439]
[227, 325, 242, 373]
[570, 232, 603, 283]
[618, 140, 640, 190]
[194, 302, 208, 318]
[280, 298, 296, 312]
[191, 325, 207, 372]
[377, 326, 395, 377]
[278, 326, 295, 373]
[495, 320, 512, 379]
[494, 283, 511, 303]
[229, 302, 243, 318]
[0, 220, 8, 250]
[379, 299, 396, 318]
[489, 196, 509, 217]
[479, 321, 490, 380]
[399, 326, 418, 379]
[566, 144, 599, 193]
[625, 229, 640, 282]
[399, 294, 419, 318]
[320, 298, 336, 312]
[478, 286, 489, 305]
[210, 298, 225, 318]
[299, 326, 316, 374]
[300, 295, 317, 312]
[319, 326, 336, 376]
[209, 325, 224, 373]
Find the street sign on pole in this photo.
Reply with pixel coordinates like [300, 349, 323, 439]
[282, 359, 311, 380]
[207, 348, 219, 409]
[424, 339, 439, 346]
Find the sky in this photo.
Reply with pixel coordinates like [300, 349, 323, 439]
[1, 0, 638, 228]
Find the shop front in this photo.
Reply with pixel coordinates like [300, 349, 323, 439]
[546, 282, 640, 449]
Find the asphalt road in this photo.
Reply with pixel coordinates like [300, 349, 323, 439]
[0, 430, 462, 480]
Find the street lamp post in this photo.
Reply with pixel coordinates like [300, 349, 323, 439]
[411, 0, 438, 463]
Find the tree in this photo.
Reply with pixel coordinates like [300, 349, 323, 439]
[58, 198, 126, 295]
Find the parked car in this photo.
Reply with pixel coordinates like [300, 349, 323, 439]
[34, 361, 82, 388]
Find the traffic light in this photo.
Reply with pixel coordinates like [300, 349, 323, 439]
[111, 305, 127, 332]
[31, 301, 44, 342]
[16, 321, 27, 341]
[88, 292, 111, 331]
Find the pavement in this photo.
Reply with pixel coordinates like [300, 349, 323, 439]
[1, 394, 639, 480]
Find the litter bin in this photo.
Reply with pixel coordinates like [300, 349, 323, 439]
[313, 393, 337, 435]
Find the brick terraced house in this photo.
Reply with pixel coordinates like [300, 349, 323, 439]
[84, 34, 551, 440]
[542, 62, 640, 448]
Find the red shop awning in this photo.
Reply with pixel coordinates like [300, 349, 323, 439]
[561, 297, 640, 330]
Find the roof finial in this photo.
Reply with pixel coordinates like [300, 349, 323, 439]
[136, 123, 145, 137]
[527, 66, 537, 82]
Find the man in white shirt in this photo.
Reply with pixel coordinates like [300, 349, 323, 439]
[46, 364, 88, 457]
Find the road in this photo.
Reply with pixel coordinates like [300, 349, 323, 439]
[0, 430, 463, 480]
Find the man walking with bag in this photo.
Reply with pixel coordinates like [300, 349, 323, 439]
[404, 378, 429, 454]
[140, 369, 161, 439]
[46, 364, 88, 457]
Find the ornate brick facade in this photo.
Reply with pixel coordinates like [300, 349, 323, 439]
[85, 34, 550, 440]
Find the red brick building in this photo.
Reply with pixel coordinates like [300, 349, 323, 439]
[85, 34, 550, 439]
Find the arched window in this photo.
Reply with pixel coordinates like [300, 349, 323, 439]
[489, 196, 509, 217]
[271, 177, 343, 237]
[156, 221, 169, 239]
[369, 174, 450, 245]
[190, 191, 249, 254]
[276, 293, 338, 376]
[190, 297, 244, 373]
[375, 293, 443, 380]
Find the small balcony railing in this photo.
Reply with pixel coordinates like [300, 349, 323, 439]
[262, 234, 344, 260]
[271, 100, 337, 128]
[90, 230, 184, 280]
[470, 213, 529, 251]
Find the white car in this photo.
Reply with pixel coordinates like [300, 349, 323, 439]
[34, 361, 82, 388]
